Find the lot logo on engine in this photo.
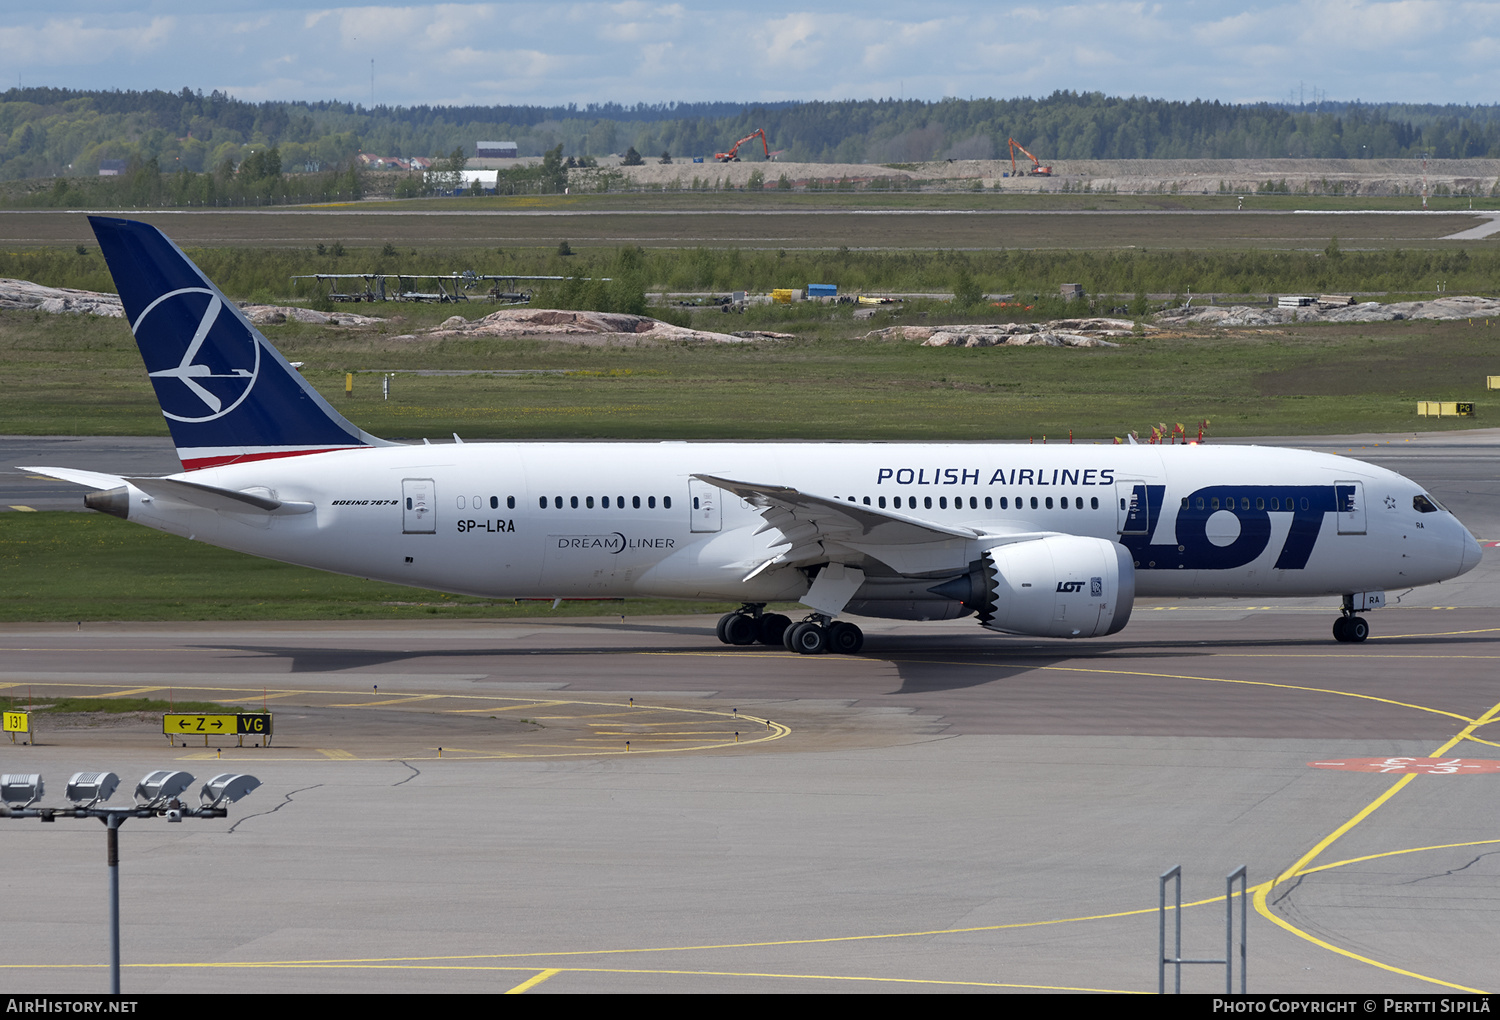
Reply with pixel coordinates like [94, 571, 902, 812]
[1056, 580, 1085, 593]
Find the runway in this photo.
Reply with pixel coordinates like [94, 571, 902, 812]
[2, 432, 1499, 994]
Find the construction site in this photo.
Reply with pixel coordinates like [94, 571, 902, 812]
[567, 150, 1500, 198]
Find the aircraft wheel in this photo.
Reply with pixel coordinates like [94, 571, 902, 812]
[716, 613, 736, 644]
[826, 621, 864, 655]
[1332, 617, 1350, 642]
[758, 613, 791, 646]
[788, 622, 827, 655]
[723, 613, 759, 646]
[1347, 616, 1370, 642]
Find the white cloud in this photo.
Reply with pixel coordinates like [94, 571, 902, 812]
[0, 15, 175, 65]
[2, 2, 1498, 106]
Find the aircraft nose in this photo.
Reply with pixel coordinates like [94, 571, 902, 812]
[1458, 526, 1483, 576]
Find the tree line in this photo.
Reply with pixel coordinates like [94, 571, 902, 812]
[4, 88, 1500, 186]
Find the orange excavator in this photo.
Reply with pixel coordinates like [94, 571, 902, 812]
[1007, 137, 1052, 176]
[715, 129, 770, 162]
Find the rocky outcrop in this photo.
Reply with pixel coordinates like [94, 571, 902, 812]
[0, 279, 123, 317]
[413, 308, 775, 343]
[866, 317, 1137, 348]
[241, 305, 385, 326]
[1160, 296, 1500, 327]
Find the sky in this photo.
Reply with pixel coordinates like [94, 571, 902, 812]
[2, 1, 1497, 109]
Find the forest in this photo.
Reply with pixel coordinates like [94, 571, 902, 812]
[3, 87, 1499, 185]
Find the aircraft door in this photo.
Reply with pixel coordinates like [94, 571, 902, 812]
[688, 478, 722, 533]
[1335, 481, 1366, 535]
[403, 478, 436, 534]
[1116, 480, 1150, 535]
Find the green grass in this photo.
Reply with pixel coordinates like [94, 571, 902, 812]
[0, 511, 770, 622]
[4, 307, 1499, 441]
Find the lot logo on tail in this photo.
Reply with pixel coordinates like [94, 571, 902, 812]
[135, 288, 261, 423]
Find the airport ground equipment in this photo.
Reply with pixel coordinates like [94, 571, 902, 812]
[1, 769, 260, 993]
[1159, 865, 1247, 994]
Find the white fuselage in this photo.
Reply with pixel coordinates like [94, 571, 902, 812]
[116, 441, 1480, 611]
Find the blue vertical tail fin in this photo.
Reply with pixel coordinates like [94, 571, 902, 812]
[89, 216, 392, 471]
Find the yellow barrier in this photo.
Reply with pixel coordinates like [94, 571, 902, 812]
[1487, 376, 1500, 390]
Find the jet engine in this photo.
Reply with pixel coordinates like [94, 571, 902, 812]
[928, 535, 1135, 638]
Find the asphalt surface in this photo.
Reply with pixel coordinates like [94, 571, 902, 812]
[2, 431, 1499, 994]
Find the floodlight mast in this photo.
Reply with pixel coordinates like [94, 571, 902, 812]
[1, 769, 259, 993]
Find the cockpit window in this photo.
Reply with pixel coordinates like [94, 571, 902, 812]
[1413, 494, 1441, 514]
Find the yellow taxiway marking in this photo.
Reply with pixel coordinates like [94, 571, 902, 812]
[84, 686, 168, 698]
[505, 968, 559, 993]
[0, 959, 1140, 992]
[0, 679, 793, 761]
[893, 659, 1481, 726]
[325, 694, 445, 708]
[446, 701, 565, 714]
[8, 505, 36, 512]
[1247, 694, 1500, 994]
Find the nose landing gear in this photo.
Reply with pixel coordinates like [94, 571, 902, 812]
[1332, 613, 1370, 643]
[1333, 591, 1384, 643]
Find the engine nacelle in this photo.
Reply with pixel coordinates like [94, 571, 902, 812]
[928, 535, 1135, 638]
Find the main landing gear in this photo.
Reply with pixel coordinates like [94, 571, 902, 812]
[715, 606, 864, 655]
[715, 605, 792, 647]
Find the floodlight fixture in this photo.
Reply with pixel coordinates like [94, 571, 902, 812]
[2, 764, 261, 994]
[66, 771, 120, 807]
[1, 773, 43, 808]
[133, 770, 193, 808]
[199, 773, 261, 808]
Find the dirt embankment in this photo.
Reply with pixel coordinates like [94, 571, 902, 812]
[592, 157, 1500, 197]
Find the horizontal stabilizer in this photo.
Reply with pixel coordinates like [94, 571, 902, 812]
[124, 476, 314, 516]
[19, 466, 128, 490]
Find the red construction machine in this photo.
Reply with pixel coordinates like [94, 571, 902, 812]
[715, 129, 770, 162]
[1007, 137, 1053, 176]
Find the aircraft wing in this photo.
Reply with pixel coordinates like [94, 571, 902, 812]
[694, 473, 1052, 578]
